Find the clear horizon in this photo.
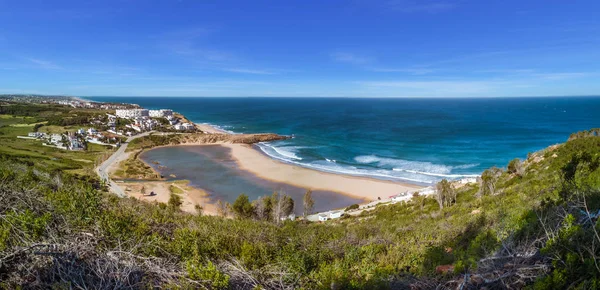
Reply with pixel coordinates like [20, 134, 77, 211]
[1, 1, 599, 98]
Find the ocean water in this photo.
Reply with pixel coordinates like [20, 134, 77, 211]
[88, 96, 600, 184]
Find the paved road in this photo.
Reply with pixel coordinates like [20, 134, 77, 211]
[95, 131, 155, 197]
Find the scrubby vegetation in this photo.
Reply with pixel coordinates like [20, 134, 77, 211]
[113, 150, 162, 180]
[1, 127, 600, 288]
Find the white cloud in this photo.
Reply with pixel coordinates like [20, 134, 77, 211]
[369, 67, 435, 75]
[222, 68, 276, 75]
[26, 58, 61, 70]
[386, 0, 456, 13]
[331, 52, 372, 65]
[533, 72, 591, 80]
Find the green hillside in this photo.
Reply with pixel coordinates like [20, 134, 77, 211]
[1, 131, 599, 289]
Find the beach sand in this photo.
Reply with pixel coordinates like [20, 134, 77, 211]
[222, 143, 423, 201]
[195, 123, 229, 134]
[118, 180, 218, 215]
[111, 123, 422, 214]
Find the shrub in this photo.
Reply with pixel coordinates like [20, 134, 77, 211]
[168, 193, 183, 209]
[346, 204, 359, 211]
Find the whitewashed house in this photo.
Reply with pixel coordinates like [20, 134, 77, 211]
[181, 123, 195, 130]
[329, 211, 343, 219]
[318, 214, 329, 222]
[115, 109, 149, 119]
[149, 109, 173, 118]
[50, 134, 63, 144]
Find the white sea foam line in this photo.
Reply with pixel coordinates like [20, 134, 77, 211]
[255, 143, 436, 184]
[453, 163, 480, 169]
[355, 154, 453, 174]
[261, 143, 303, 160]
[200, 122, 238, 134]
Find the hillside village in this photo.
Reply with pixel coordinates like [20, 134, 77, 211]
[9, 96, 197, 152]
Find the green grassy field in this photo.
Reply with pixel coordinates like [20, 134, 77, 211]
[0, 104, 112, 174]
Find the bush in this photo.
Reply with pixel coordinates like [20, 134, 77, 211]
[345, 204, 359, 211]
[168, 193, 183, 209]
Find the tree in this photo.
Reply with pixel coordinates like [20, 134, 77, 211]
[507, 158, 525, 177]
[282, 195, 295, 218]
[272, 191, 295, 223]
[272, 191, 282, 222]
[435, 179, 456, 210]
[253, 195, 273, 221]
[478, 166, 503, 197]
[303, 189, 315, 217]
[232, 194, 254, 219]
[216, 200, 228, 217]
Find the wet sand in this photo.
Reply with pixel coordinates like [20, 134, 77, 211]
[140, 145, 366, 214]
[223, 144, 423, 201]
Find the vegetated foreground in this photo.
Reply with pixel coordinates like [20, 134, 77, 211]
[1, 129, 600, 289]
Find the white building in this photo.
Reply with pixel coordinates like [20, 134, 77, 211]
[174, 123, 194, 131]
[115, 109, 149, 119]
[149, 109, 173, 118]
[50, 134, 63, 144]
[392, 194, 406, 203]
[460, 177, 478, 184]
[318, 214, 329, 222]
[329, 211, 343, 219]
[280, 214, 296, 221]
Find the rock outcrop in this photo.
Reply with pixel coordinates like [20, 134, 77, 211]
[179, 133, 289, 144]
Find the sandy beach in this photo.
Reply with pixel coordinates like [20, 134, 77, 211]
[221, 143, 423, 201]
[109, 123, 423, 214]
[195, 123, 229, 134]
[118, 180, 217, 215]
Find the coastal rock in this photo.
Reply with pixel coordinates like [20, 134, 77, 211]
[179, 133, 289, 144]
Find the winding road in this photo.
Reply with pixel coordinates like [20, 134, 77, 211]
[95, 131, 154, 197]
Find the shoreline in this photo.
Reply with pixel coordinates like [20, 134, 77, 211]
[136, 141, 423, 202]
[222, 143, 423, 201]
[107, 117, 424, 213]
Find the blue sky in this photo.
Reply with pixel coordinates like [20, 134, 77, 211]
[0, 0, 599, 97]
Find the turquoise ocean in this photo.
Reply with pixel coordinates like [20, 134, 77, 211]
[88, 96, 600, 185]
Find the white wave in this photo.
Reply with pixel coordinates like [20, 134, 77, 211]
[326, 158, 336, 163]
[453, 163, 480, 170]
[201, 123, 238, 134]
[256, 145, 437, 184]
[355, 155, 453, 174]
[258, 143, 302, 160]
